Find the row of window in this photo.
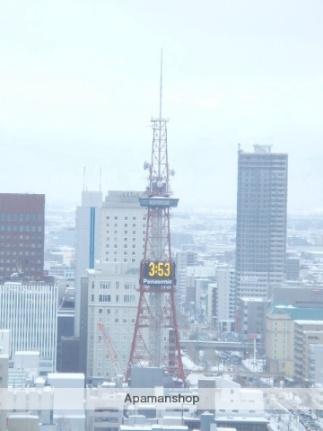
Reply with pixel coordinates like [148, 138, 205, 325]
[0, 243, 43, 249]
[96, 307, 131, 314]
[106, 236, 143, 240]
[95, 294, 136, 303]
[107, 223, 143, 228]
[0, 266, 41, 271]
[99, 282, 135, 290]
[0, 213, 43, 222]
[106, 216, 146, 220]
[0, 258, 42, 263]
[105, 258, 136, 263]
[0, 225, 42, 232]
[107, 231, 144, 235]
[0, 251, 41, 255]
[106, 252, 137, 257]
[107, 244, 139, 250]
[0, 234, 42, 241]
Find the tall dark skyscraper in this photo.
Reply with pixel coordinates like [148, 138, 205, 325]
[0, 193, 45, 280]
[235, 145, 288, 299]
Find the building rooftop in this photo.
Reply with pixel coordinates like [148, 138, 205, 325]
[271, 305, 323, 321]
[48, 372, 85, 380]
[103, 191, 143, 208]
[294, 320, 323, 325]
[215, 415, 268, 424]
[240, 297, 268, 303]
[15, 351, 40, 356]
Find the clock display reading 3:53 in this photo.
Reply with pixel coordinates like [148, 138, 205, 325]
[142, 261, 175, 286]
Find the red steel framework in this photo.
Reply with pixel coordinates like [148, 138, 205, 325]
[126, 53, 184, 382]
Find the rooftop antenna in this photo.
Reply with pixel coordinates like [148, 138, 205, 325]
[99, 167, 102, 192]
[82, 166, 87, 191]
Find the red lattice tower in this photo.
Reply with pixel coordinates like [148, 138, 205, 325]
[126, 53, 184, 383]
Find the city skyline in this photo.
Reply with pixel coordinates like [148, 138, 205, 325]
[2, 2, 323, 430]
[1, 0, 323, 211]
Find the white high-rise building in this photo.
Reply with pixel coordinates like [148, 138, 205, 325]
[75, 191, 103, 336]
[175, 251, 198, 311]
[0, 282, 58, 373]
[100, 191, 146, 266]
[84, 191, 146, 380]
[86, 263, 139, 380]
[215, 265, 236, 332]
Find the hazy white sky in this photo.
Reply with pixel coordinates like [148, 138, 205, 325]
[1, 0, 323, 211]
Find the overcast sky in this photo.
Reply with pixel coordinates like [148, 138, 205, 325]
[1, 0, 323, 212]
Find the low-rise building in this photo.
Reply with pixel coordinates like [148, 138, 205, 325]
[265, 305, 323, 379]
[294, 320, 323, 383]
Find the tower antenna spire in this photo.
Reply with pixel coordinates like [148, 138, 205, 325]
[159, 48, 163, 121]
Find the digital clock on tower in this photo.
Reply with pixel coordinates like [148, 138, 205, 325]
[142, 261, 175, 286]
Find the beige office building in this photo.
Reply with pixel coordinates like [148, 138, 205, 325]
[265, 311, 294, 378]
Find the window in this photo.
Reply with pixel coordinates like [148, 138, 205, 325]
[124, 294, 135, 303]
[99, 294, 111, 303]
